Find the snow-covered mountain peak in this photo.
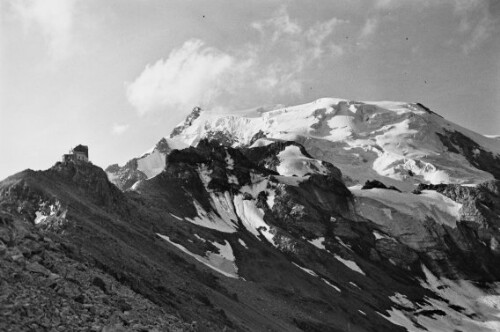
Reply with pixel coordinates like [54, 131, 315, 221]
[169, 97, 500, 191]
[106, 97, 499, 193]
[171, 99, 433, 148]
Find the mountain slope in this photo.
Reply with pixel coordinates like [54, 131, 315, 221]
[3, 97, 500, 331]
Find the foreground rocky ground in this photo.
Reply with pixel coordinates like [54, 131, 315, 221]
[0, 212, 194, 332]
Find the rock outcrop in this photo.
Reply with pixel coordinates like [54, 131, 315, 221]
[105, 138, 187, 191]
[0, 212, 193, 332]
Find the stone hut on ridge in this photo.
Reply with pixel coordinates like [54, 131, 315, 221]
[62, 145, 89, 163]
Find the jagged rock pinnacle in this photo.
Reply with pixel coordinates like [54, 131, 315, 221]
[170, 106, 202, 138]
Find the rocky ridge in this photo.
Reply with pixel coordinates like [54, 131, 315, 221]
[0, 211, 193, 332]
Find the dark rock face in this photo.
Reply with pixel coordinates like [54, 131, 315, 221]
[361, 180, 401, 192]
[414, 102, 443, 118]
[154, 137, 174, 154]
[437, 129, 500, 179]
[205, 130, 240, 147]
[168, 139, 269, 183]
[105, 137, 177, 191]
[243, 141, 343, 180]
[51, 162, 125, 207]
[0, 162, 126, 227]
[105, 162, 147, 191]
[248, 130, 267, 146]
[405, 181, 500, 280]
[414, 181, 500, 227]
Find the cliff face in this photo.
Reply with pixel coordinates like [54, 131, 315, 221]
[105, 137, 188, 191]
[170, 106, 202, 138]
[437, 129, 500, 179]
[105, 159, 147, 191]
[0, 162, 122, 232]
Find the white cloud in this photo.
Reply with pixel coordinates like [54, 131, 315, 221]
[461, 15, 495, 54]
[375, 0, 482, 12]
[374, 0, 403, 9]
[360, 18, 379, 39]
[251, 6, 302, 42]
[126, 39, 235, 115]
[127, 8, 346, 116]
[10, 0, 78, 60]
[454, 1, 497, 54]
[306, 18, 345, 59]
[112, 123, 130, 135]
[356, 17, 379, 49]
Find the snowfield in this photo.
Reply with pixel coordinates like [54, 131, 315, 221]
[171, 98, 499, 190]
[276, 145, 328, 177]
[350, 186, 462, 229]
[183, 198, 238, 233]
[157, 234, 238, 278]
[137, 149, 165, 178]
[381, 265, 500, 332]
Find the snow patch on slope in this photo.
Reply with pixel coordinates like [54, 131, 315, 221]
[249, 138, 275, 148]
[238, 238, 248, 249]
[309, 237, 325, 250]
[137, 149, 165, 178]
[157, 234, 238, 278]
[334, 255, 366, 275]
[184, 199, 237, 233]
[276, 145, 327, 177]
[137, 138, 189, 179]
[322, 278, 341, 292]
[233, 195, 276, 246]
[292, 262, 318, 277]
[351, 186, 462, 228]
[33, 202, 66, 225]
[381, 265, 500, 332]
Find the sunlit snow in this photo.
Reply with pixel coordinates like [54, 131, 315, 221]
[309, 237, 325, 250]
[172, 97, 499, 190]
[381, 265, 500, 332]
[292, 262, 318, 277]
[334, 254, 366, 276]
[157, 234, 238, 278]
[351, 186, 462, 228]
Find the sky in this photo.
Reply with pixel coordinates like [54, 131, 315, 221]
[1, 0, 499, 179]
